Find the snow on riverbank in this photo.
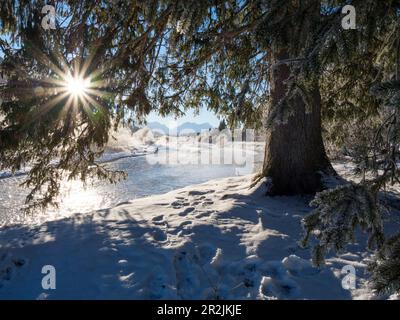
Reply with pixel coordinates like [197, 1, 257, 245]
[1, 172, 394, 300]
[0, 127, 157, 181]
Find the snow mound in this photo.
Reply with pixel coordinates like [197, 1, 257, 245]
[282, 255, 318, 276]
[106, 126, 155, 153]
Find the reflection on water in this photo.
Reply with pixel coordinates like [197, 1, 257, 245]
[0, 148, 263, 226]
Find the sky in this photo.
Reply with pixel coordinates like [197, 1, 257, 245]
[1, 16, 221, 130]
[146, 108, 220, 128]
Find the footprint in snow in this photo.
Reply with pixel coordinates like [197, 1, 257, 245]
[255, 259, 304, 299]
[150, 229, 168, 242]
[259, 276, 300, 299]
[173, 248, 204, 299]
[178, 207, 195, 216]
[202, 200, 214, 206]
[282, 255, 319, 276]
[188, 190, 214, 196]
[171, 199, 190, 209]
[0, 254, 26, 288]
[152, 215, 164, 223]
[195, 211, 214, 219]
[177, 221, 192, 228]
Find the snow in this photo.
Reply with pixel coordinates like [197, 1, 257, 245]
[2, 170, 397, 300]
[106, 126, 155, 153]
[0, 127, 158, 181]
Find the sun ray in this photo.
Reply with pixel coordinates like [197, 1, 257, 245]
[81, 91, 108, 115]
[20, 91, 71, 131]
[8, 43, 113, 132]
[84, 88, 108, 98]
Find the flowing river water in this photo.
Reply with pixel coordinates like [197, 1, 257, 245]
[0, 144, 264, 226]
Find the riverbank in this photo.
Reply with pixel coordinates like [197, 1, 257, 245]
[1, 169, 397, 299]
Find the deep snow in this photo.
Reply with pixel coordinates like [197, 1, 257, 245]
[1, 168, 398, 299]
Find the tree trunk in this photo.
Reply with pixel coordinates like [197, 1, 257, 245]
[261, 48, 335, 195]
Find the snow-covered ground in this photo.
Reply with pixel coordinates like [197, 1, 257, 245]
[0, 127, 398, 299]
[1, 163, 398, 299]
[0, 127, 264, 226]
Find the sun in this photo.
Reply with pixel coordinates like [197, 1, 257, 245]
[65, 75, 90, 98]
[13, 49, 110, 128]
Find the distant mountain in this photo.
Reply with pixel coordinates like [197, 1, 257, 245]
[147, 121, 170, 134]
[176, 122, 213, 134]
[146, 121, 214, 135]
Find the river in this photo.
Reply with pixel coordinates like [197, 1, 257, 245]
[0, 144, 264, 226]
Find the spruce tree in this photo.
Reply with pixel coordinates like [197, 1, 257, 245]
[0, 0, 342, 209]
[1, 0, 400, 295]
[218, 119, 227, 132]
[301, 0, 400, 295]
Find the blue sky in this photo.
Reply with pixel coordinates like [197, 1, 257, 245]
[146, 108, 220, 128]
[1, 16, 221, 129]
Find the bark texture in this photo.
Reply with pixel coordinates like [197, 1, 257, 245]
[262, 48, 335, 195]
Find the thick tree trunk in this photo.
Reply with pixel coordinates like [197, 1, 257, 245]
[261, 48, 335, 195]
